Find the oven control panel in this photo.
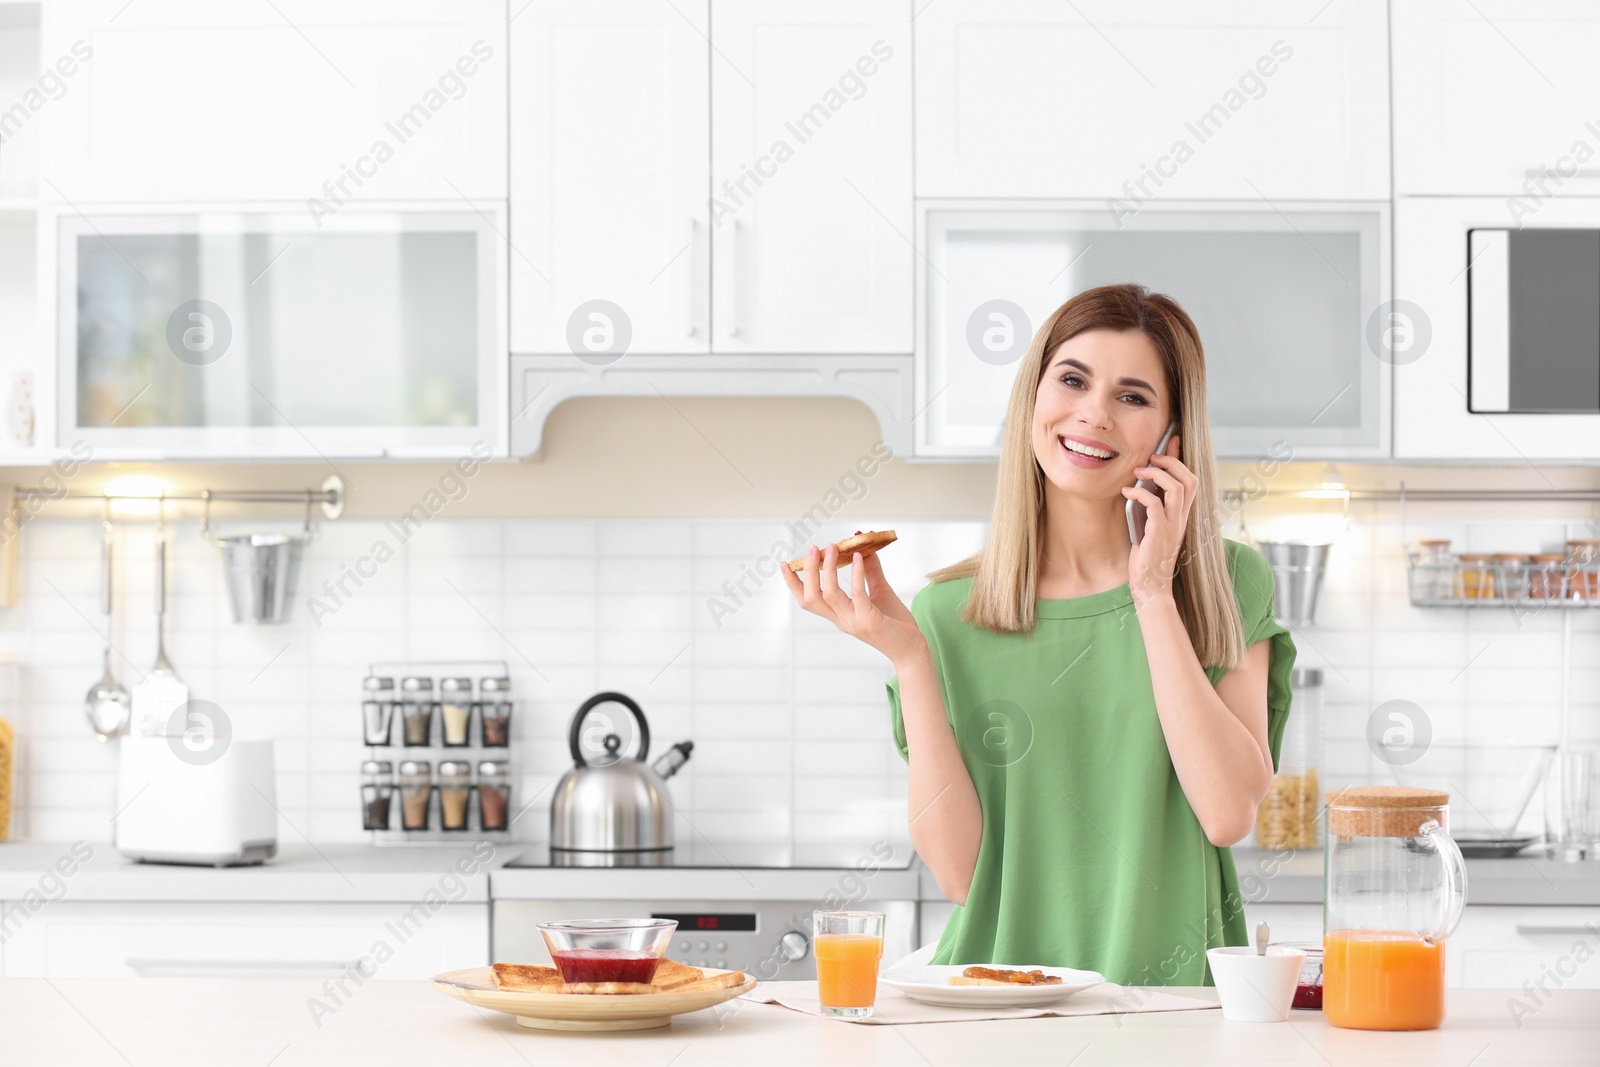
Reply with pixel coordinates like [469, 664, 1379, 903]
[492, 899, 917, 981]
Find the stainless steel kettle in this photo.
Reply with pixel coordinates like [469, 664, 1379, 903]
[549, 691, 693, 854]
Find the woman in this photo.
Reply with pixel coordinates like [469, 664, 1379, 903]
[782, 283, 1296, 985]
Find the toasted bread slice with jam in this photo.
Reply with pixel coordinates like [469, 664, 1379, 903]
[786, 530, 897, 572]
[947, 966, 1063, 987]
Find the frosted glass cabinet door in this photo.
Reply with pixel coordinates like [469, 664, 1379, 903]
[56, 209, 506, 458]
[918, 202, 1389, 460]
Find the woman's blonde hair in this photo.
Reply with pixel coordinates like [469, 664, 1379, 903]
[928, 283, 1247, 671]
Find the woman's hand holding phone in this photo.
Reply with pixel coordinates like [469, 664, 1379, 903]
[1121, 433, 1198, 608]
[782, 544, 930, 671]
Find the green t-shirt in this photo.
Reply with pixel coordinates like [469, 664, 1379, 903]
[886, 538, 1296, 986]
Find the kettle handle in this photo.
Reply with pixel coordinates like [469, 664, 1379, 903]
[568, 691, 650, 767]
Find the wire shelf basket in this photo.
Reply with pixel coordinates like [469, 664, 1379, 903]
[1406, 554, 1600, 608]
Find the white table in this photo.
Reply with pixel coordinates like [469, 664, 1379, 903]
[1, 978, 1592, 1065]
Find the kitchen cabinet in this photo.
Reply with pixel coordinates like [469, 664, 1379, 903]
[1393, 196, 1600, 461]
[508, 0, 711, 356]
[708, 0, 912, 354]
[1393, 0, 1600, 197]
[46, 204, 508, 459]
[38, 0, 507, 203]
[509, 0, 912, 359]
[916, 201, 1389, 460]
[0, 900, 489, 978]
[1450, 905, 1600, 991]
[913, 0, 1389, 201]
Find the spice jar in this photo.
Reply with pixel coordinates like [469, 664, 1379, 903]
[1492, 553, 1529, 601]
[361, 760, 395, 830]
[400, 677, 436, 747]
[1416, 539, 1453, 601]
[440, 677, 473, 747]
[1567, 540, 1599, 600]
[1254, 667, 1322, 850]
[479, 676, 512, 747]
[439, 760, 473, 831]
[362, 676, 397, 746]
[477, 760, 511, 831]
[1529, 553, 1568, 601]
[399, 760, 433, 830]
[1457, 554, 1494, 600]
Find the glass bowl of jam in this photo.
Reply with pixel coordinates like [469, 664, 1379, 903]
[538, 918, 679, 985]
[1277, 941, 1324, 1010]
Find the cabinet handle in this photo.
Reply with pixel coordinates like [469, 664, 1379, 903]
[125, 957, 359, 977]
[1513, 923, 1600, 936]
[686, 216, 698, 338]
[726, 218, 741, 339]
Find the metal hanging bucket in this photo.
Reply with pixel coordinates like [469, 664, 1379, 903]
[216, 533, 303, 624]
[1256, 540, 1333, 627]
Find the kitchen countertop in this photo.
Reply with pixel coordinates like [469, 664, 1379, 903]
[0, 841, 498, 903]
[1, 840, 1594, 907]
[0, 978, 1589, 1065]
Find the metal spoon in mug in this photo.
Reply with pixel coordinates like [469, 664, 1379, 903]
[1255, 921, 1270, 956]
[85, 518, 130, 741]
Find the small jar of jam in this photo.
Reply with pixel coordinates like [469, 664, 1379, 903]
[1281, 941, 1323, 1010]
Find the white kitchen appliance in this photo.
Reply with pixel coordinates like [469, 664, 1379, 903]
[113, 733, 278, 867]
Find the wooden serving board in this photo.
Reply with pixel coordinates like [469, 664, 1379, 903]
[432, 966, 757, 1031]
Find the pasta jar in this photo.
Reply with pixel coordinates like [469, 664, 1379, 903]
[400, 677, 436, 747]
[1255, 668, 1322, 850]
[440, 677, 474, 747]
[1324, 786, 1465, 1031]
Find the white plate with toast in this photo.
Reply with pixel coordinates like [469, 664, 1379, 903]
[433, 961, 755, 1031]
[880, 963, 1105, 1009]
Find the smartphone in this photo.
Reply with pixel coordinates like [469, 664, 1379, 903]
[1125, 421, 1178, 545]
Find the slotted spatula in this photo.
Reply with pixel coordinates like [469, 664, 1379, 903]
[132, 522, 188, 735]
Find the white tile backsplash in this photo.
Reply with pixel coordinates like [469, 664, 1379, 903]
[1, 513, 1594, 848]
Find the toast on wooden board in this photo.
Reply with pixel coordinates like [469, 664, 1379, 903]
[490, 958, 734, 996]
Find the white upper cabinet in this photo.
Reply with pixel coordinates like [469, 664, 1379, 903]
[509, 1, 711, 355]
[38, 0, 508, 203]
[709, 0, 912, 353]
[914, 0, 1390, 201]
[1393, 0, 1600, 197]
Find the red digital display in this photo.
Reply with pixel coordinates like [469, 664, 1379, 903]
[653, 912, 757, 932]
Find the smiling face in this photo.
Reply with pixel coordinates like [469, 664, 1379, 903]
[1030, 327, 1174, 499]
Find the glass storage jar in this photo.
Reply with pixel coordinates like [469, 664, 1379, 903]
[1457, 554, 1494, 600]
[360, 760, 395, 830]
[1415, 539, 1454, 601]
[440, 677, 473, 747]
[1255, 667, 1322, 850]
[1323, 786, 1465, 1031]
[479, 676, 512, 747]
[438, 760, 473, 830]
[361, 675, 397, 745]
[1492, 553, 1529, 601]
[1567, 540, 1599, 600]
[398, 760, 433, 830]
[1529, 553, 1568, 601]
[477, 760, 511, 831]
[400, 677, 436, 746]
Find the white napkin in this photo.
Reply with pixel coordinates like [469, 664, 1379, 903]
[741, 980, 1220, 1025]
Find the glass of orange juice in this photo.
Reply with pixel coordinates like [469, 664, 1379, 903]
[813, 910, 885, 1019]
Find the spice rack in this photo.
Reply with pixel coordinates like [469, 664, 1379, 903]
[1406, 550, 1600, 608]
[360, 660, 516, 846]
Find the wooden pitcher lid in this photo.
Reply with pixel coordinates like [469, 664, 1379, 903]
[1325, 786, 1449, 837]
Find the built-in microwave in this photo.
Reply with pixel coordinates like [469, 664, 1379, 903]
[1468, 228, 1600, 413]
[47, 203, 507, 459]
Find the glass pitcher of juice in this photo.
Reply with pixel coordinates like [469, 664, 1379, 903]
[1323, 786, 1466, 1031]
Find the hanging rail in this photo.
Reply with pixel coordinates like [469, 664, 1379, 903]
[11, 474, 345, 519]
[1221, 487, 1600, 503]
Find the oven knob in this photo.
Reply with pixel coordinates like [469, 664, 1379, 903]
[716, 941, 727, 952]
[778, 931, 809, 963]
[678, 939, 691, 951]
[697, 940, 709, 951]
[716, 960, 726, 969]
